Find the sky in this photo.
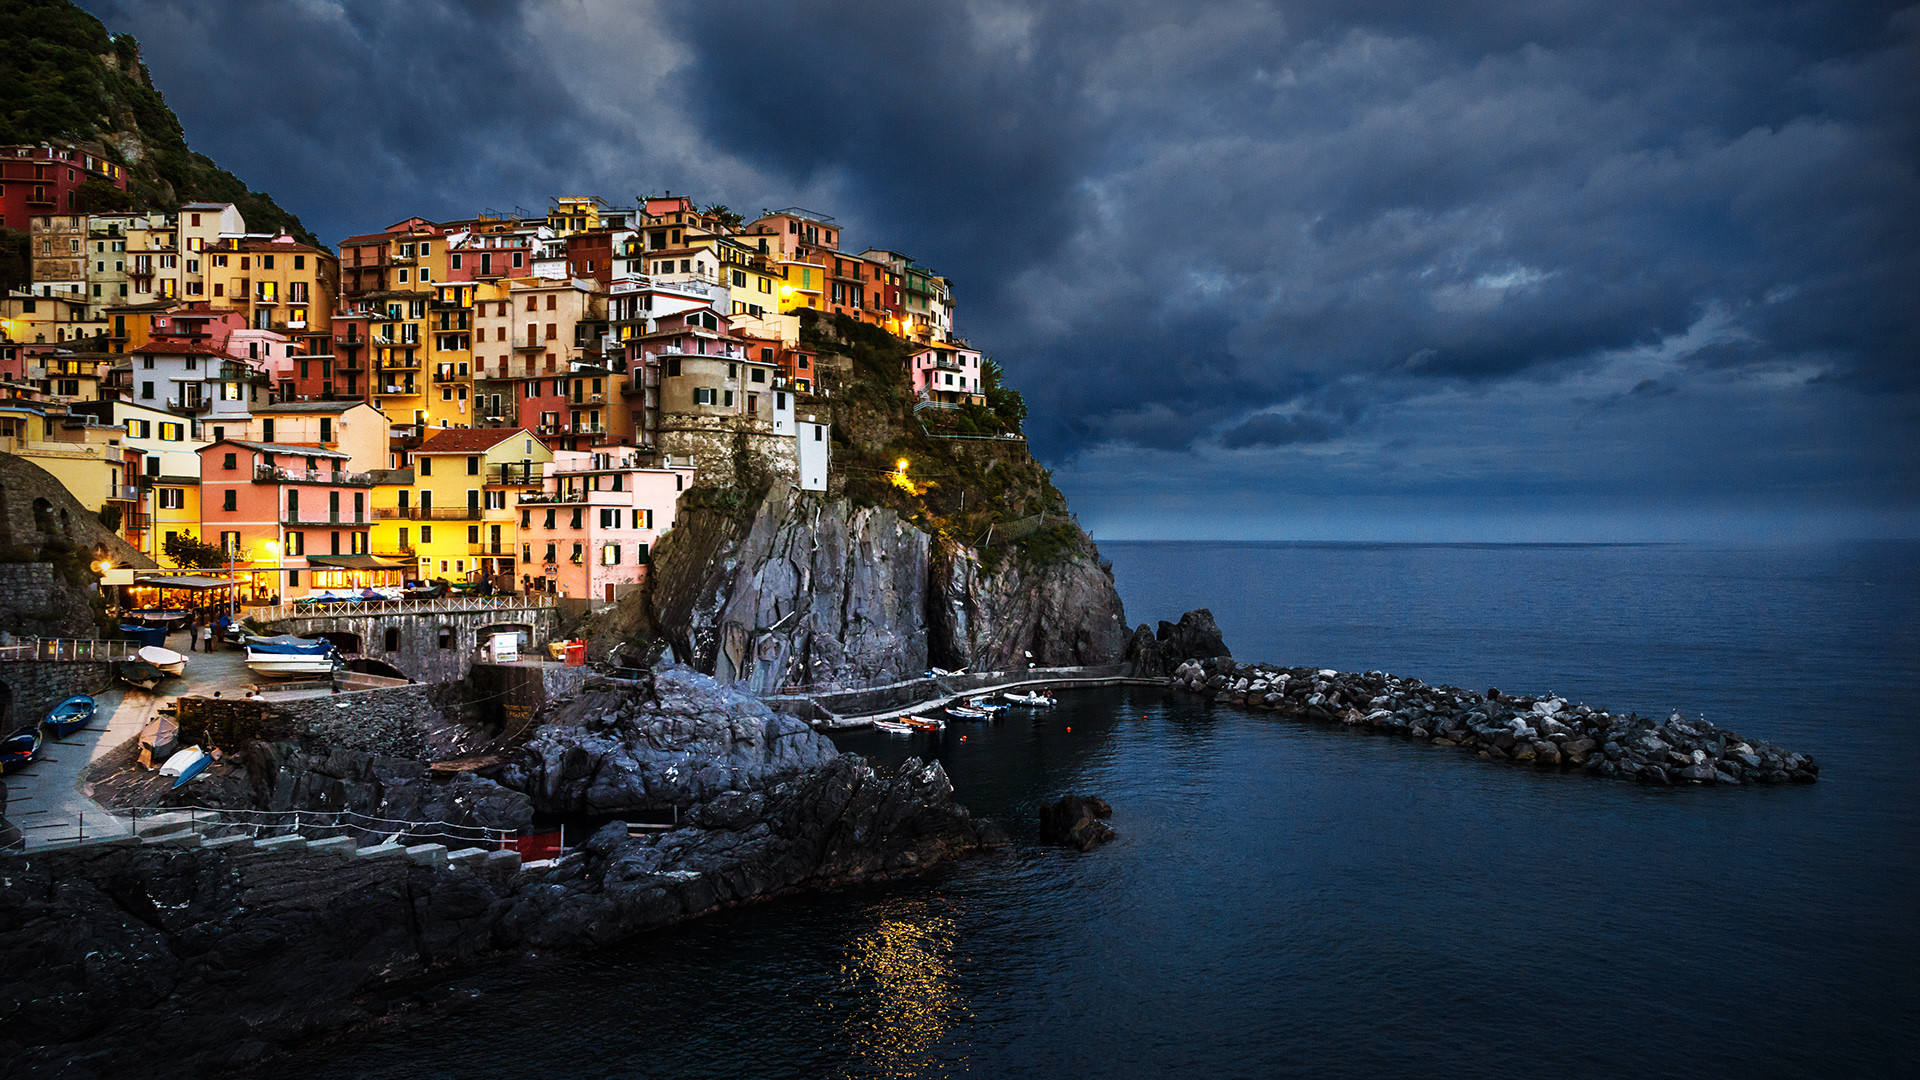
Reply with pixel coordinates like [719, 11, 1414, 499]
[75, 0, 1919, 541]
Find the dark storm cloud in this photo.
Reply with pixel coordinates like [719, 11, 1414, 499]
[69, 0, 1920, 534]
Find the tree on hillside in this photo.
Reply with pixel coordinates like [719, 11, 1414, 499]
[703, 204, 745, 231]
[983, 358, 1026, 433]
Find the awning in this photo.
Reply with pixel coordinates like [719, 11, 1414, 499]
[133, 575, 235, 590]
[304, 555, 412, 570]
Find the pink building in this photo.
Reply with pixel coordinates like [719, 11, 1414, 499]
[910, 342, 983, 404]
[196, 439, 396, 600]
[517, 447, 692, 601]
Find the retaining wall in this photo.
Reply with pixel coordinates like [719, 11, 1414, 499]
[0, 658, 117, 731]
[176, 682, 443, 758]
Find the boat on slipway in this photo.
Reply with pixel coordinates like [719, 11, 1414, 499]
[244, 634, 338, 678]
[137, 645, 188, 677]
[1, 725, 41, 774]
[41, 695, 96, 738]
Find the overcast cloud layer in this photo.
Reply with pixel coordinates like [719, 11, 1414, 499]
[78, 0, 1919, 540]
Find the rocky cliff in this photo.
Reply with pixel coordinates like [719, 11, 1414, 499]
[636, 484, 1129, 694]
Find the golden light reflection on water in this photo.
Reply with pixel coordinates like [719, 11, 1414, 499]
[828, 893, 970, 1078]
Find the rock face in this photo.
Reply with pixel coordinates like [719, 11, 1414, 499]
[1125, 608, 1231, 677]
[499, 753, 1004, 949]
[1038, 794, 1116, 850]
[3, 671, 1003, 1077]
[1166, 657, 1820, 785]
[646, 486, 1128, 693]
[504, 666, 839, 815]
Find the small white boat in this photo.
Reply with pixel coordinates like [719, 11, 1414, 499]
[872, 719, 917, 735]
[1002, 691, 1056, 708]
[244, 650, 337, 678]
[159, 745, 211, 787]
[945, 704, 990, 721]
[966, 697, 1008, 716]
[136, 645, 188, 676]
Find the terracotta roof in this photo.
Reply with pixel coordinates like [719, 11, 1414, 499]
[207, 439, 350, 459]
[130, 341, 224, 357]
[415, 427, 537, 454]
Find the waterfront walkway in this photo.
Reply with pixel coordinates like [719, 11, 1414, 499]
[761, 664, 1161, 729]
[8, 630, 258, 849]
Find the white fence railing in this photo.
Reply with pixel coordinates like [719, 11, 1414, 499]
[247, 593, 557, 623]
[0, 637, 142, 662]
[9, 804, 514, 852]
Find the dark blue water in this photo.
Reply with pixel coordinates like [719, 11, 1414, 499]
[276, 541, 1920, 1079]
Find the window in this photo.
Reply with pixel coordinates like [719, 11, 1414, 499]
[141, 381, 154, 399]
[467, 455, 479, 475]
[544, 508, 556, 529]
[384, 628, 401, 652]
[221, 531, 240, 553]
[223, 452, 237, 470]
[602, 543, 620, 565]
[287, 531, 303, 555]
[570, 542, 583, 564]
[600, 508, 621, 529]
[438, 627, 453, 650]
[420, 457, 432, 476]
[331, 531, 341, 554]
[750, 368, 766, 383]
[158, 487, 184, 509]
[485, 490, 505, 510]
[693, 387, 715, 405]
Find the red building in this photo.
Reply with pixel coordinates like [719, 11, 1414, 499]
[0, 144, 128, 230]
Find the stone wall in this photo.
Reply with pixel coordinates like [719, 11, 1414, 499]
[176, 683, 442, 758]
[0, 658, 117, 731]
[251, 605, 560, 684]
[465, 660, 589, 738]
[0, 564, 95, 639]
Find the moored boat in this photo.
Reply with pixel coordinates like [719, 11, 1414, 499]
[945, 704, 990, 721]
[1002, 691, 1056, 708]
[872, 719, 918, 734]
[136, 645, 188, 676]
[0, 725, 41, 774]
[966, 696, 1008, 716]
[903, 715, 946, 731]
[41, 695, 95, 738]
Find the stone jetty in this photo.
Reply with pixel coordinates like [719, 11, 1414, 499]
[1165, 656, 1819, 785]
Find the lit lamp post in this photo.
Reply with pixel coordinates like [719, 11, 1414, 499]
[261, 540, 281, 607]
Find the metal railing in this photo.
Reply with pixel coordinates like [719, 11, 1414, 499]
[247, 593, 556, 622]
[0, 636, 143, 661]
[17, 805, 517, 852]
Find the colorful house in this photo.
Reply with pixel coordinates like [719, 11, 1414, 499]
[517, 446, 692, 600]
[404, 427, 553, 587]
[195, 439, 391, 600]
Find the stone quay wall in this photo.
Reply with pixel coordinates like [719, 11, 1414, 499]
[251, 604, 560, 684]
[177, 683, 443, 759]
[0, 657, 117, 731]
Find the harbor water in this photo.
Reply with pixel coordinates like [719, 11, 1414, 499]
[272, 540, 1920, 1078]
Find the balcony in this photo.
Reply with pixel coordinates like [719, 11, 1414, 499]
[468, 542, 510, 556]
[372, 506, 417, 520]
[513, 339, 548, 352]
[165, 396, 210, 414]
[281, 513, 369, 527]
[254, 464, 376, 486]
[517, 491, 587, 505]
[487, 463, 545, 487]
[375, 384, 417, 396]
[378, 355, 421, 370]
[106, 484, 142, 502]
[373, 546, 416, 559]
[420, 507, 485, 520]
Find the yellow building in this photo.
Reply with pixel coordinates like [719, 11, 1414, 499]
[403, 427, 551, 586]
[0, 399, 133, 517]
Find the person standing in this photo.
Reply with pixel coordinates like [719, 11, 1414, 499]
[187, 613, 200, 652]
[214, 613, 231, 651]
[202, 619, 216, 653]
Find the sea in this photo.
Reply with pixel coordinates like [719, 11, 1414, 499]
[274, 540, 1919, 1079]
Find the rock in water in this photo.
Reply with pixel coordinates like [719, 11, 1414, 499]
[1039, 794, 1117, 851]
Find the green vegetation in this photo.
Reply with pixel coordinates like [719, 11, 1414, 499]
[0, 0, 317, 245]
[799, 311, 1090, 569]
[161, 531, 229, 569]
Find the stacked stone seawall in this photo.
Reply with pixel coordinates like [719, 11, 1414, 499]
[176, 683, 442, 758]
[0, 656, 117, 730]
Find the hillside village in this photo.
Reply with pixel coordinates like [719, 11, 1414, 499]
[1, 145, 1019, 606]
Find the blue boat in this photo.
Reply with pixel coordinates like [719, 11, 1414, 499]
[0, 725, 40, 775]
[119, 624, 170, 648]
[42, 695, 95, 739]
[241, 634, 333, 655]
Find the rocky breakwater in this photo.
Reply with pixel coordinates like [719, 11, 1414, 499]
[1167, 658, 1820, 785]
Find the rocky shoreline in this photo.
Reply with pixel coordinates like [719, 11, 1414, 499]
[0, 669, 1003, 1078]
[1164, 655, 1819, 785]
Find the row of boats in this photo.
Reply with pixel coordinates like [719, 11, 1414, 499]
[870, 690, 1057, 734]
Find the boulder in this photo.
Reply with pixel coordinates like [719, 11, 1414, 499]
[1038, 794, 1117, 851]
